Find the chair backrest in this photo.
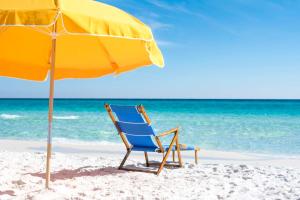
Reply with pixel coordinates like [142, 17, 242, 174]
[109, 105, 145, 123]
[106, 104, 157, 148]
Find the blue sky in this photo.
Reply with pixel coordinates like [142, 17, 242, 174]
[1, 0, 300, 99]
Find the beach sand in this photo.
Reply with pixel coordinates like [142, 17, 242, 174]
[0, 139, 299, 200]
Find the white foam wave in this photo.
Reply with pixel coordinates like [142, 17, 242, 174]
[0, 114, 21, 119]
[53, 115, 79, 120]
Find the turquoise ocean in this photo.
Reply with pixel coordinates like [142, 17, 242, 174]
[0, 99, 300, 155]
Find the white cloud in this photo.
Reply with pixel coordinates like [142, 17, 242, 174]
[146, 0, 239, 36]
[147, 20, 173, 30]
[156, 39, 177, 47]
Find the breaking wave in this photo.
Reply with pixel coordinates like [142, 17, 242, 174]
[53, 115, 80, 120]
[0, 114, 22, 120]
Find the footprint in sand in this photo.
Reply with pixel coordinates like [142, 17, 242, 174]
[12, 180, 26, 186]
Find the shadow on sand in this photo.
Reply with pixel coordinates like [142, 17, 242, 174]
[28, 166, 127, 181]
[0, 190, 16, 196]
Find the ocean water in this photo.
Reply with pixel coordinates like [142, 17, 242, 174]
[0, 99, 300, 155]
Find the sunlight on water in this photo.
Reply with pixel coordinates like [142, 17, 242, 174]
[0, 99, 300, 154]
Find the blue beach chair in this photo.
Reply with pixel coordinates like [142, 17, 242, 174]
[105, 104, 200, 175]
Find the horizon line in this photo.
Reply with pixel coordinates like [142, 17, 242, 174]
[1, 98, 300, 101]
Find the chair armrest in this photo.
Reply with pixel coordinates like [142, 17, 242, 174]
[157, 127, 179, 137]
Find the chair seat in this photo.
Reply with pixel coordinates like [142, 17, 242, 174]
[132, 144, 198, 152]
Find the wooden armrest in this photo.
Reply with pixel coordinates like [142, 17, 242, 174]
[157, 127, 179, 137]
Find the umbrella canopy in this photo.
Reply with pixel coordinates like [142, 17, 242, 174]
[0, 0, 164, 188]
[0, 0, 164, 80]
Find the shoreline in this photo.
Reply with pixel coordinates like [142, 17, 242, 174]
[0, 139, 300, 169]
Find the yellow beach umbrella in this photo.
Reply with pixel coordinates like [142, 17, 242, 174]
[0, 0, 164, 188]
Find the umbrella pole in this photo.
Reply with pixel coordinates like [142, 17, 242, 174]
[45, 29, 57, 189]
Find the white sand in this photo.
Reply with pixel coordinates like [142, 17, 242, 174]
[0, 139, 299, 200]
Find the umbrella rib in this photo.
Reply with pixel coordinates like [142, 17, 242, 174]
[95, 38, 119, 73]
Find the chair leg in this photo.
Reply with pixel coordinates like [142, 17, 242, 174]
[172, 150, 175, 162]
[119, 149, 132, 169]
[144, 152, 149, 167]
[195, 150, 198, 164]
[176, 143, 183, 167]
[156, 150, 172, 175]
[176, 148, 182, 167]
[156, 134, 178, 175]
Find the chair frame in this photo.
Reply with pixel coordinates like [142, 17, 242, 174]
[105, 104, 183, 175]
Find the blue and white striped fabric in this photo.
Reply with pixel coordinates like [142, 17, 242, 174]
[110, 105, 158, 150]
[110, 105, 144, 123]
